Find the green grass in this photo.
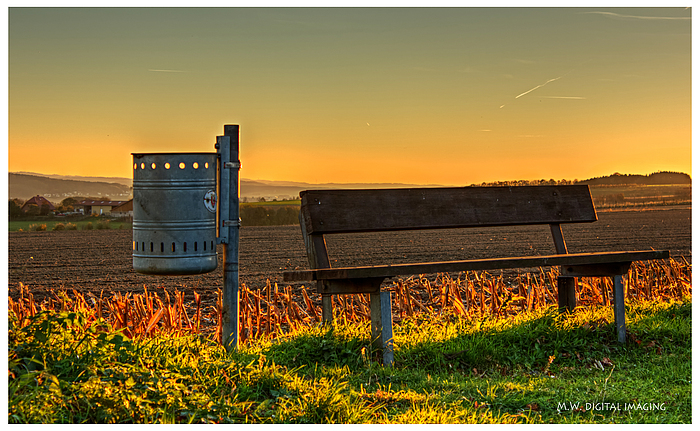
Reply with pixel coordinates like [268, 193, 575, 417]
[588, 184, 690, 198]
[9, 219, 132, 232]
[242, 199, 301, 207]
[588, 184, 691, 209]
[9, 297, 691, 423]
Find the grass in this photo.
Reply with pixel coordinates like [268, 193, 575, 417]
[242, 199, 301, 207]
[9, 219, 132, 232]
[588, 184, 691, 210]
[8, 295, 691, 423]
[587, 184, 690, 199]
[8, 259, 691, 423]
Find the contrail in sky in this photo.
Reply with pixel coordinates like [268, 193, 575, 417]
[515, 76, 562, 99]
[582, 11, 690, 20]
[500, 76, 565, 108]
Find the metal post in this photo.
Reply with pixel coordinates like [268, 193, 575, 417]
[217, 125, 241, 350]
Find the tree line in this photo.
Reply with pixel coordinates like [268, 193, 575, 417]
[469, 171, 691, 188]
[469, 179, 578, 187]
[577, 171, 691, 186]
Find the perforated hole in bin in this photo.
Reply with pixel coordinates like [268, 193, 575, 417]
[184, 242, 187, 252]
[194, 242, 198, 251]
[151, 163, 156, 169]
[205, 162, 209, 169]
[141, 163, 145, 169]
[165, 163, 171, 169]
[134, 163, 137, 170]
[179, 162, 185, 169]
[193, 162, 199, 169]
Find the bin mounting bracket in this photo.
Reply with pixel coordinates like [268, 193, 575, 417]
[223, 219, 242, 227]
[224, 161, 241, 170]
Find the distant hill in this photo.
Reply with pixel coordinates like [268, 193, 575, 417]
[9, 173, 132, 202]
[578, 171, 691, 186]
[10, 170, 691, 204]
[12, 171, 133, 187]
[8, 172, 445, 203]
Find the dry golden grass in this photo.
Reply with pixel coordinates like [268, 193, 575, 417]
[9, 258, 691, 345]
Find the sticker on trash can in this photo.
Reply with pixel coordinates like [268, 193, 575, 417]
[204, 190, 217, 213]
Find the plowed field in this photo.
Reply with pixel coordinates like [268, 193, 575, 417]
[8, 207, 691, 307]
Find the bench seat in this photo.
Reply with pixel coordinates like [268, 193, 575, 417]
[284, 250, 668, 285]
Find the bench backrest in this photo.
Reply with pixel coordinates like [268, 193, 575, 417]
[300, 185, 597, 235]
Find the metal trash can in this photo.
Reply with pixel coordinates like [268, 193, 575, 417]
[132, 152, 218, 275]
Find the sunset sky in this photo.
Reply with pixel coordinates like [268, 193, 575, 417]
[7, 6, 692, 185]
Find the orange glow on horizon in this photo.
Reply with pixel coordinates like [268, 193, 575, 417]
[7, 8, 691, 185]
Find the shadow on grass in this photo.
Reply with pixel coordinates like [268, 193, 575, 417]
[261, 299, 691, 377]
[261, 324, 372, 372]
[253, 299, 691, 423]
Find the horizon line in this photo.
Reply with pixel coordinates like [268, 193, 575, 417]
[9, 170, 692, 185]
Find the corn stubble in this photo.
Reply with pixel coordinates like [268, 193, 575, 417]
[9, 258, 691, 344]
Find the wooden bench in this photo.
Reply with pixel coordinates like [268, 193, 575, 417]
[283, 185, 669, 366]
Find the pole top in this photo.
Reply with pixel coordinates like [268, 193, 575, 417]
[224, 125, 239, 137]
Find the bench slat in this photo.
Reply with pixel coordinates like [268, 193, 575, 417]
[283, 250, 668, 282]
[301, 185, 597, 235]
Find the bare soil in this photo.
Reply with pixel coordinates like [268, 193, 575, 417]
[8, 207, 691, 307]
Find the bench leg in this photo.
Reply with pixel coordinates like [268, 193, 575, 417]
[612, 275, 626, 344]
[370, 291, 394, 367]
[557, 276, 577, 313]
[321, 294, 333, 324]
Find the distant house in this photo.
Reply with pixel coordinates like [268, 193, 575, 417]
[21, 195, 55, 213]
[76, 199, 127, 216]
[111, 199, 133, 220]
